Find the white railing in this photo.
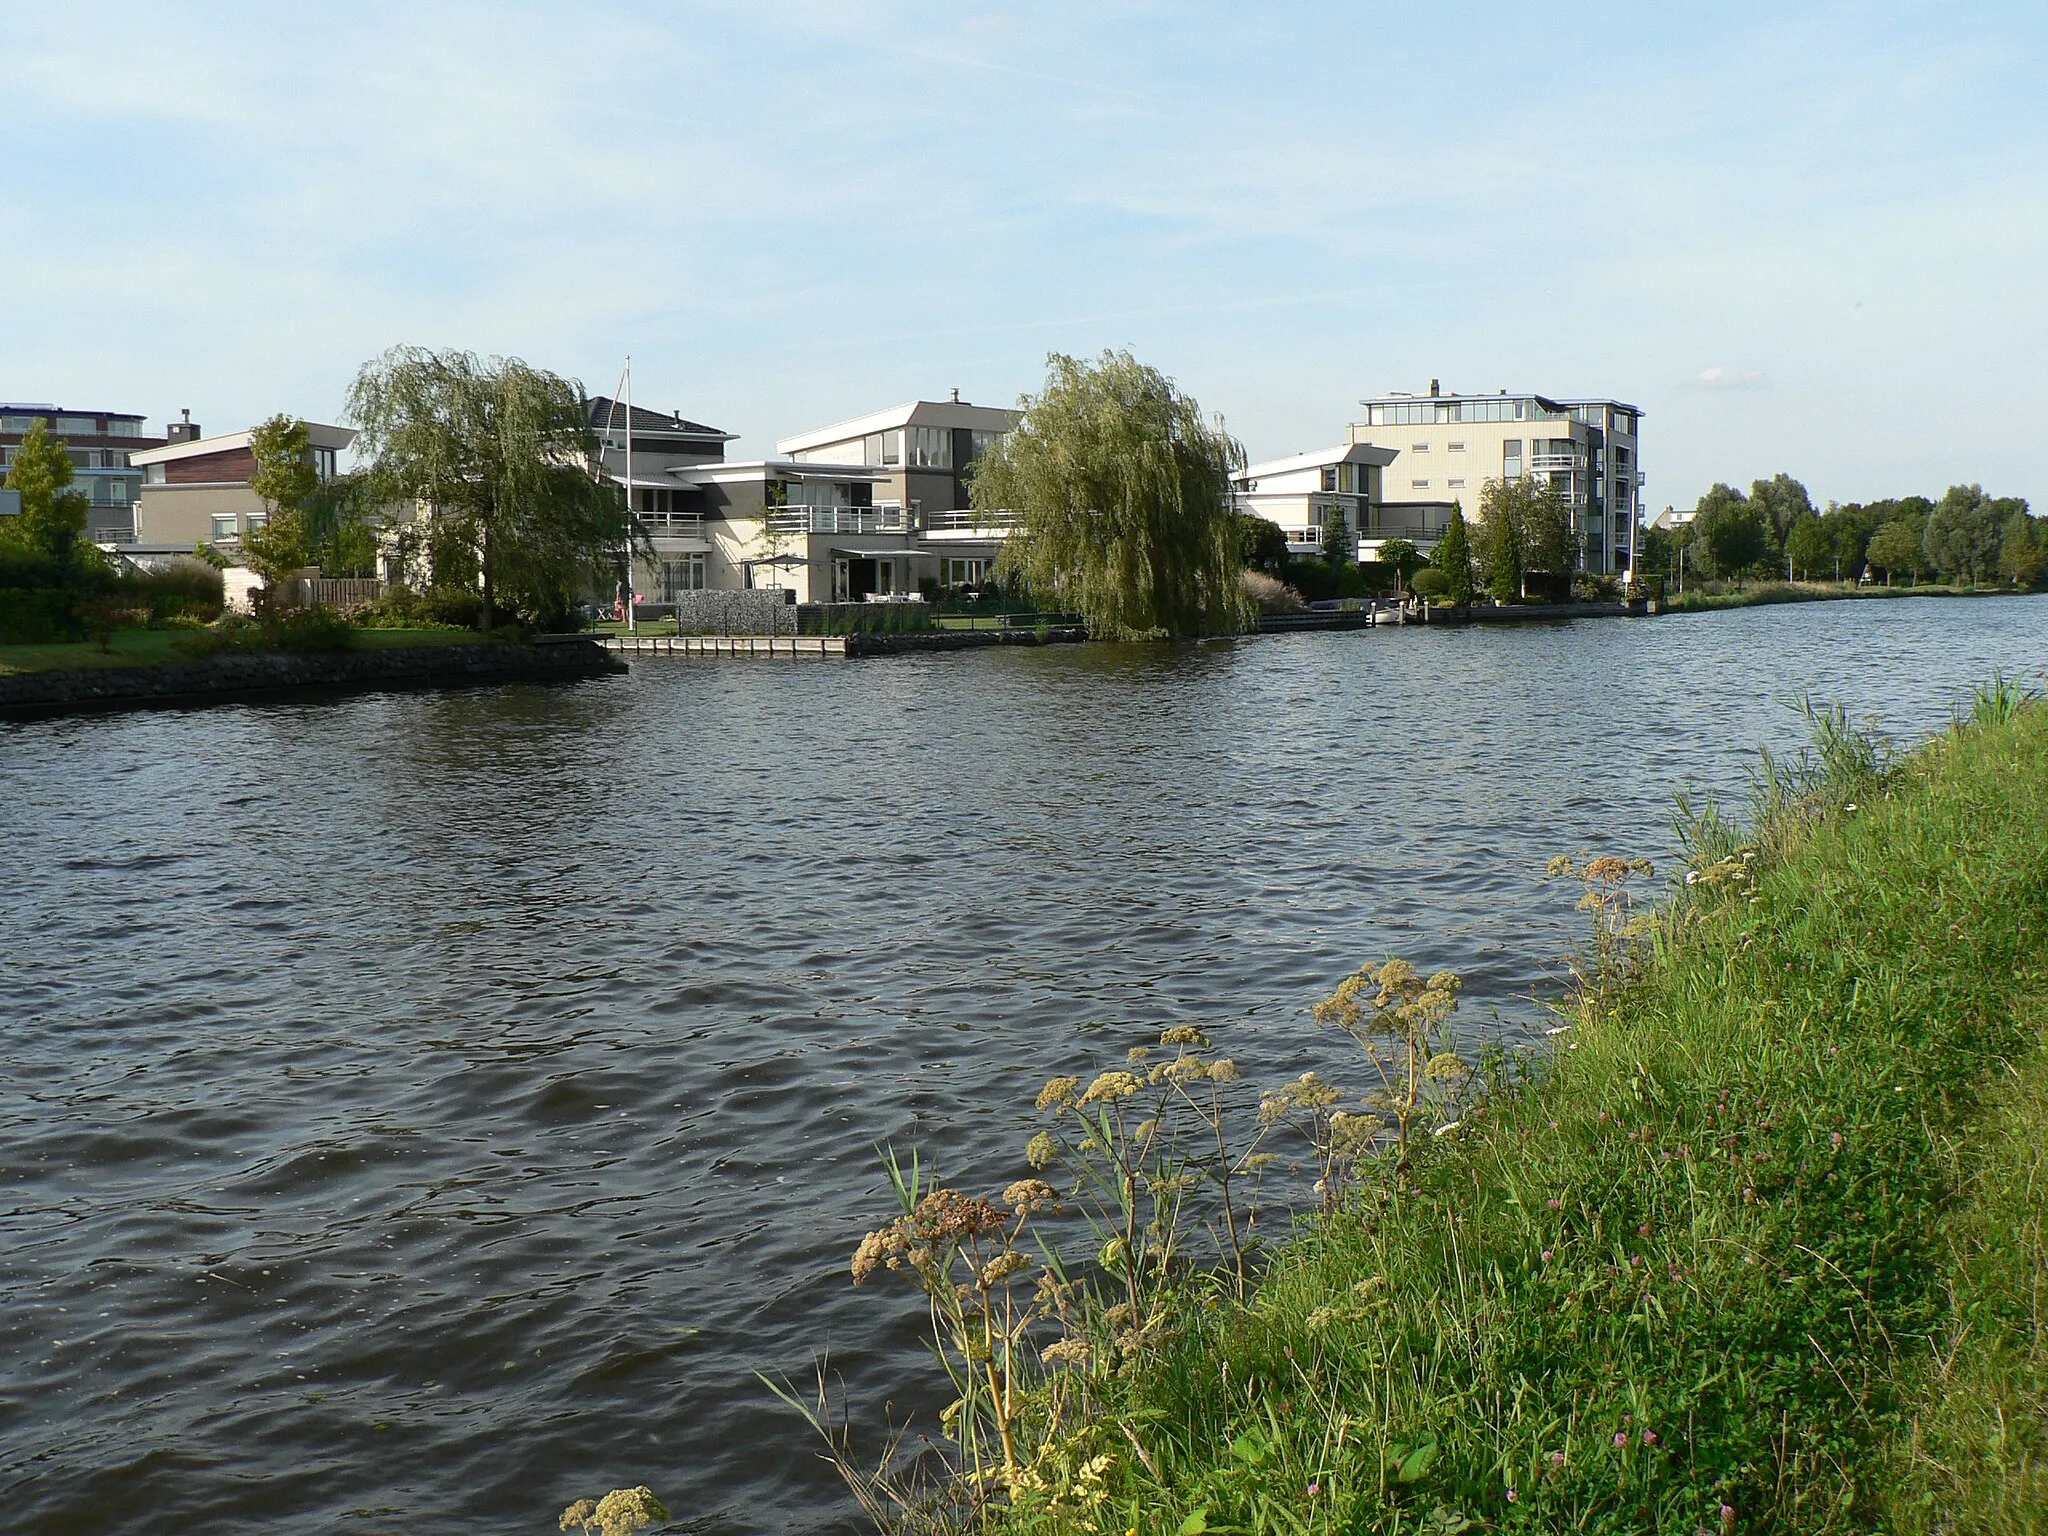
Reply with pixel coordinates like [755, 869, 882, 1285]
[637, 513, 706, 540]
[922, 508, 1017, 534]
[765, 503, 909, 535]
[1527, 453, 1582, 471]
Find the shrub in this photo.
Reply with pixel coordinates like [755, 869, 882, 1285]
[351, 584, 485, 630]
[114, 559, 225, 623]
[267, 606, 357, 653]
[1240, 569, 1305, 613]
[0, 588, 84, 643]
[1409, 568, 1448, 600]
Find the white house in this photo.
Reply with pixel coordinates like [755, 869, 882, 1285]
[1234, 443, 1398, 559]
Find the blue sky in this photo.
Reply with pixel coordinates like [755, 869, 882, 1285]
[4, 1, 2043, 511]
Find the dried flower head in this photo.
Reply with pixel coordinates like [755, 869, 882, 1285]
[1002, 1178, 1056, 1210]
[1159, 1024, 1210, 1047]
[1036, 1076, 1082, 1113]
[1040, 1336, 1092, 1366]
[979, 1250, 1030, 1286]
[561, 1487, 670, 1536]
[1079, 1070, 1142, 1106]
[1025, 1131, 1059, 1169]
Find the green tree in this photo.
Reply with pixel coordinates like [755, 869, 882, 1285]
[1819, 502, 1875, 581]
[1478, 475, 1573, 597]
[241, 415, 318, 583]
[301, 473, 382, 577]
[1999, 507, 2044, 588]
[1320, 501, 1357, 567]
[1231, 511, 1288, 572]
[1431, 501, 1476, 605]
[1749, 472, 1814, 546]
[1379, 537, 1421, 593]
[1784, 513, 1832, 580]
[1689, 484, 1769, 583]
[1638, 521, 1675, 581]
[1486, 508, 1523, 602]
[1866, 514, 1927, 586]
[1923, 484, 2003, 585]
[347, 346, 645, 629]
[1, 418, 91, 565]
[977, 349, 1250, 640]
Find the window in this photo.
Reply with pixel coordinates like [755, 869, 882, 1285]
[108, 480, 130, 503]
[907, 426, 950, 468]
[1320, 465, 1338, 492]
[880, 430, 902, 466]
[1447, 442, 1465, 453]
[144, 463, 166, 485]
[211, 514, 239, 540]
[660, 554, 706, 599]
[312, 446, 337, 482]
[1411, 479, 1430, 489]
[245, 512, 268, 531]
[1448, 478, 1466, 489]
[942, 556, 992, 585]
[1410, 442, 1430, 453]
[1503, 439, 1522, 457]
[967, 429, 1005, 463]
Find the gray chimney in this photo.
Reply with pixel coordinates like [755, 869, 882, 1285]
[1429, 378, 1440, 398]
[166, 408, 201, 444]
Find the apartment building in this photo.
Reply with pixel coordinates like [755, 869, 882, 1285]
[130, 415, 356, 558]
[1348, 382, 1644, 573]
[0, 403, 166, 543]
[1233, 443, 1397, 559]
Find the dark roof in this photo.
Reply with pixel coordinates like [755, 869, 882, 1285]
[587, 396, 734, 439]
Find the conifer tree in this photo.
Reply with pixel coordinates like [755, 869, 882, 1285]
[1430, 503, 1475, 605]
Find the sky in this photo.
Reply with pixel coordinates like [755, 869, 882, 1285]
[4, 1, 2044, 512]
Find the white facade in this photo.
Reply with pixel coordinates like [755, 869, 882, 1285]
[1234, 443, 1396, 559]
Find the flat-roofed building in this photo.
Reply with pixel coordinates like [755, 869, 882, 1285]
[0, 403, 166, 544]
[1234, 443, 1397, 560]
[131, 414, 356, 557]
[1348, 382, 1644, 573]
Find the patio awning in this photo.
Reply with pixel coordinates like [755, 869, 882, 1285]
[738, 553, 810, 568]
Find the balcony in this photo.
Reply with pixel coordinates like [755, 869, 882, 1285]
[766, 503, 909, 536]
[1527, 452, 1584, 472]
[636, 512, 706, 541]
[922, 508, 1016, 537]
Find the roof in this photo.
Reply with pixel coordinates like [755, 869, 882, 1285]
[131, 422, 355, 466]
[587, 397, 735, 440]
[776, 399, 1022, 457]
[0, 403, 149, 420]
[669, 458, 889, 484]
[1240, 443, 1399, 480]
[1357, 389, 1644, 416]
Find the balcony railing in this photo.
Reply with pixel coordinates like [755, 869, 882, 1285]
[923, 508, 1017, 534]
[637, 512, 706, 540]
[765, 503, 909, 535]
[1527, 453, 1583, 471]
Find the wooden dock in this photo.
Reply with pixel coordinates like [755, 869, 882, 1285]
[600, 634, 847, 658]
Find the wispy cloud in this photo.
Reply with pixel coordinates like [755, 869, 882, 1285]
[1690, 368, 1770, 391]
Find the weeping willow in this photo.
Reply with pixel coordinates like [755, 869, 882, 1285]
[974, 350, 1252, 640]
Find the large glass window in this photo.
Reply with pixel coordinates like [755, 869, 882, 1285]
[907, 425, 950, 468]
[211, 515, 239, 540]
[880, 430, 902, 466]
[942, 557, 991, 585]
[660, 554, 706, 599]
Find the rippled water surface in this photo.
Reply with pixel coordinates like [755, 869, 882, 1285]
[4, 597, 2045, 1534]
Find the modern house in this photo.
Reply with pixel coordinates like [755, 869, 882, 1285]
[639, 396, 1024, 607]
[1233, 443, 1398, 560]
[1348, 382, 1644, 573]
[130, 414, 356, 561]
[0, 403, 165, 544]
[585, 396, 736, 607]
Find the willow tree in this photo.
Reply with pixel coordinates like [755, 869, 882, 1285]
[347, 346, 645, 628]
[974, 350, 1251, 639]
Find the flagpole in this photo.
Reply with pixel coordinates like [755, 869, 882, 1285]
[625, 354, 637, 634]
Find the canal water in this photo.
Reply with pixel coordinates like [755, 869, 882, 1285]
[4, 596, 2044, 1534]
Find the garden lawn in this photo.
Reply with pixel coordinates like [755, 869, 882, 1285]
[1009, 702, 2048, 1535]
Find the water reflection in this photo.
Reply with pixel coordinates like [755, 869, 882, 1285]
[1, 596, 2043, 1534]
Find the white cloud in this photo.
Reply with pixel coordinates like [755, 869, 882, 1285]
[1691, 368, 1769, 391]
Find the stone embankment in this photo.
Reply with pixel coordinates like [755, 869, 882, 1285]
[597, 627, 1087, 660]
[0, 637, 623, 721]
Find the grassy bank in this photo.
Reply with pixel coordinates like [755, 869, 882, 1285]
[846, 694, 2048, 1534]
[1664, 580, 2033, 614]
[0, 625, 486, 676]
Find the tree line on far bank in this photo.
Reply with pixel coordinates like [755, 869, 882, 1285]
[1644, 474, 2044, 590]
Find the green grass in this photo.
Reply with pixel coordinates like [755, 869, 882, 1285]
[0, 624, 486, 676]
[1664, 580, 2033, 613]
[982, 700, 2048, 1534]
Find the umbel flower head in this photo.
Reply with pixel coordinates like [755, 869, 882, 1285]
[851, 1188, 1011, 1285]
[559, 1486, 670, 1536]
[1078, 1070, 1143, 1106]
